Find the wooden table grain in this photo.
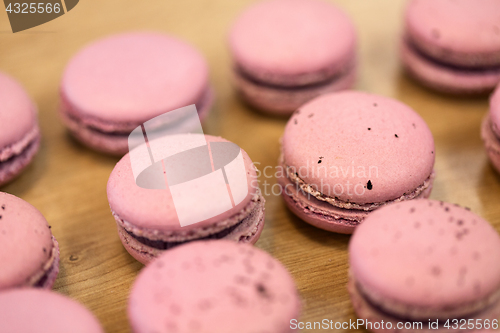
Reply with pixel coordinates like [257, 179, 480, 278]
[1, 1, 499, 332]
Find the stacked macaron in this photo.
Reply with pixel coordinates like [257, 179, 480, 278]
[278, 91, 435, 233]
[401, 0, 500, 94]
[0, 72, 40, 187]
[229, 0, 357, 115]
[107, 134, 265, 265]
[60, 32, 213, 155]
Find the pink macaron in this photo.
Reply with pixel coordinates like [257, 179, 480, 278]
[60, 32, 213, 155]
[128, 240, 301, 333]
[278, 91, 435, 234]
[0, 192, 59, 290]
[0, 289, 104, 333]
[229, 0, 357, 115]
[0, 72, 40, 187]
[401, 0, 500, 94]
[348, 199, 500, 332]
[482, 84, 500, 172]
[107, 134, 265, 265]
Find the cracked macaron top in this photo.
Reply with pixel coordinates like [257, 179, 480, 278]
[282, 91, 435, 205]
[349, 199, 500, 314]
[229, 0, 356, 86]
[61, 32, 209, 128]
[405, 0, 500, 67]
[0, 192, 54, 290]
[0, 72, 38, 152]
[128, 240, 301, 333]
[107, 134, 258, 233]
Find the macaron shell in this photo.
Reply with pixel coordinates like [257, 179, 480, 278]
[401, 41, 500, 94]
[229, 0, 356, 85]
[0, 72, 38, 149]
[0, 289, 104, 333]
[128, 240, 301, 333]
[107, 134, 258, 232]
[405, 0, 500, 67]
[61, 32, 209, 125]
[489, 84, 500, 138]
[349, 200, 500, 309]
[0, 192, 54, 290]
[282, 91, 435, 204]
[234, 64, 356, 115]
[481, 115, 500, 173]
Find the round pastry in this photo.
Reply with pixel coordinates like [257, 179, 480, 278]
[401, 0, 500, 94]
[349, 199, 500, 332]
[278, 91, 435, 233]
[107, 134, 265, 264]
[229, 0, 357, 115]
[0, 289, 104, 333]
[0, 72, 40, 186]
[482, 84, 500, 172]
[0, 192, 59, 290]
[60, 32, 213, 155]
[128, 240, 301, 333]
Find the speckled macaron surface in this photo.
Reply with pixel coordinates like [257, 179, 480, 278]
[0, 192, 59, 290]
[282, 91, 435, 204]
[60, 32, 212, 154]
[0, 72, 40, 186]
[349, 200, 500, 321]
[0, 289, 104, 333]
[402, 0, 500, 93]
[128, 240, 301, 333]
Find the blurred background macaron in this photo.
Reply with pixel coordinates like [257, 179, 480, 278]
[0, 72, 40, 187]
[60, 32, 213, 155]
[0, 289, 104, 333]
[107, 134, 265, 265]
[349, 200, 500, 332]
[128, 240, 301, 333]
[0, 192, 59, 290]
[482, 84, 500, 173]
[229, 0, 357, 115]
[401, 0, 500, 94]
[278, 91, 435, 234]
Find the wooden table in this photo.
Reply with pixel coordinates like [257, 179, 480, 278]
[1, 1, 499, 332]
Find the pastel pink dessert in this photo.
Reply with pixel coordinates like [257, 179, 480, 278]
[60, 32, 214, 155]
[278, 91, 435, 234]
[229, 0, 357, 115]
[401, 0, 500, 94]
[482, 84, 500, 172]
[0, 192, 59, 290]
[349, 200, 500, 332]
[128, 240, 301, 333]
[107, 134, 265, 265]
[0, 72, 40, 187]
[0, 289, 104, 333]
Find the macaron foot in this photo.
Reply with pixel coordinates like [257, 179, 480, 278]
[401, 40, 500, 95]
[0, 127, 40, 187]
[115, 192, 266, 265]
[481, 115, 500, 173]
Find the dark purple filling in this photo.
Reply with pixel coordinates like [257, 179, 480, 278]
[127, 218, 246, 250]
[407, 39, 500, 73]
[236, 66, 349, 90]
[357, 283, 497, 325]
